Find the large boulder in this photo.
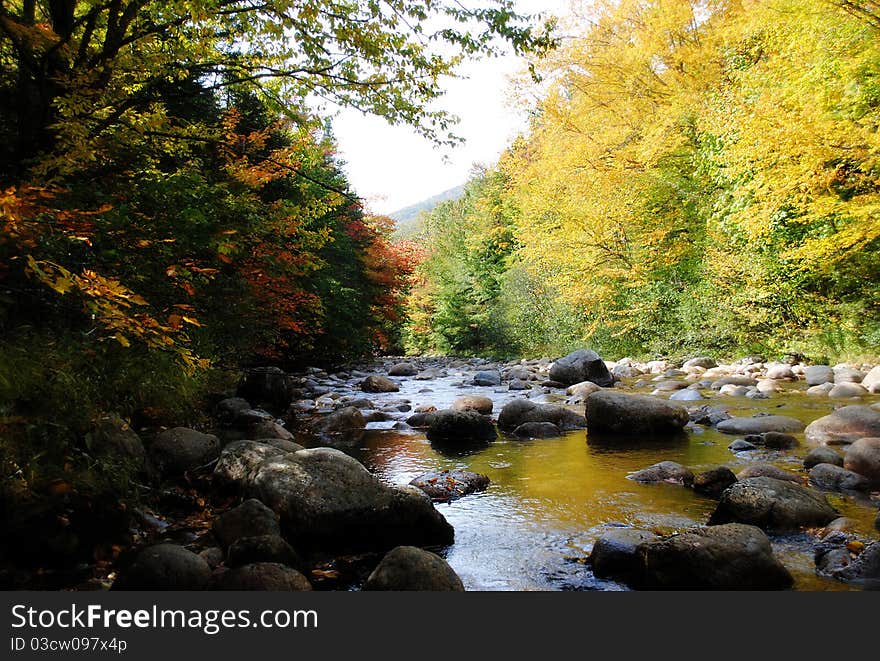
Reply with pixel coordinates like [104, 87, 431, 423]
[692, 467, 738, 498]
[636, 524, 793, 589]
[409, 470, 490, 502]
[363, 546, 464, 591]
[805, 405, 880, 445]
[513, 421, 562, 439]
[249, 448, 454, 551]
[816, 540, 880, 588]
[214, 441, 287, 485]
[212, 498, 280, 550]
[387, 362, 418, 377]
[314, 406, 366, 435]
[804, 446, 843, 469]
[809, 463, 871, 492]
[472, 370, 502, 386]
[584, 391, 689, 436]
[709, 477, 838, 532]
[216, 562, 312, 591]
[237, 367, 293, 411]
[451, 396, 493, 415]
[628, 461, 694, 487]
[843, 437, 880, 482]
[425, 409, 497, 444]
[114, 544, 211, 590]
[861, 365, 880, 393]
[804, 365, 834, 386]
[360, 375, 400, 393]
[549, 349, 614, 387]
[715, 415, 805, 435]
[589, 529, 658, 584]
[736, 463, 801, 484]
[149, 427, 220, 476]
[497, 399, 587, 433]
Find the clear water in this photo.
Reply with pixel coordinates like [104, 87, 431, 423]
[307, 370, 879, 591]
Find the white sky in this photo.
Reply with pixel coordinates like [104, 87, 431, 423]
[332, 1, 572, 215]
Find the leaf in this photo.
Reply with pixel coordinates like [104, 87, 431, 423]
[114, 333, 131, 347]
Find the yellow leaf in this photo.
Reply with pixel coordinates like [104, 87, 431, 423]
[115, 333, 131, 347]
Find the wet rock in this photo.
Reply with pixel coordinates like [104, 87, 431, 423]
[566, 380, 603, 400]
[584, 391, 689, 436]
[804, 365, 834, 386]
[809, 463, 871, 492]
[669, 389, 703, 401]
[341, 398, 374, 410]
[212, 499, 281, 550]
[843, 437, 880, 482]
[409, 470, 490, 502]
[150, 427, 220, 476]
[804, 446, 843, 469]
[314, 406, 366, 435]
[509, 379, 531, 391]
[363, 546, 464, 591]
[473, 370, 502, 386]
[549, 349, 614, 387]
[199, 547, 224, 569]
[248, 420, 296, 442]
[360, 375, 400, 393]
[451, 395, 493, 415]
[90, 415, 146, 470]
[692, 467, 737, 498]
[817, 540, 880, 588]
[405, 412, 437, 428]
[498, 398, 587, 432]
[426, 409, 497, 443]
[589, 529, 658, 583]
[829, 382, 868, 398]
[636, 524, 793, 589]
[217, 562, 312, 591]
[690, 405, 731, 426]
[750, 431, 799, 450]
[249, 448, 454, 551]
[628, 461, 694, 487]
[237, 367, 293, 411]
[804, 405, 880, 445]
[115, 544, 211, 590]
[513, 421, 563, 439]
[728, 439, 757, 452]
[215, 441, 287, 485]
[709, 476, 838, 532]
[227, 535, 303, 569]
[736, 464, 802, 483]
[215, 397, 252, 424]
[715, 415, 804, 435]
[387, 362, 418, 377]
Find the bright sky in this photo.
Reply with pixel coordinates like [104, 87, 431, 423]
[332, 1, 572, 216]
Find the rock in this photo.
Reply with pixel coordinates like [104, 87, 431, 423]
[715, 415, 804, 435]
[636, 524, 793, 589]
[736, 464, 802, 483]
[115, 544, 211, 590]
[90, 415, 146, 470]
[387, 362, 418, 377]
[728, 439, 757, 452]
[549, 349, 614, 387]
[628, 461, 694, 487]
[669, 389, 704, 401]
[237, 367, 292, 411]
[360, 375, 399, 393]
[212, 499, 280, 550]
[804, 365, 834, 386]
[498, 398, 587, 432]
[719, 384, 750, 397]
[804, 405, 880, 445]
[817, 541, 880, 587]
[473, 370, 502, 386]
[843, 437, 880, 482]
[834, 366, 865, 383]
[589, 529, 657, 583]
[829, 382, 868, 398]
[711, 376, 758, 389]
[584, 391, 689, 436]
[215, 441, 286, 485]
[752, 431, 799, 450]
[426, 409, 497, 444]
[566, 381, 603, 400]
[149, 427, 220, 476]
[690, 405, 731, 426]
[683, 357, 716, 369]
[409, 470, 490, 502]
[215, 397, 252, 425]
[363, 546, 464, 591]
[876, 510, 880, 532]
[227, 535, 303, 569]
[217, 562, 312, 591]
[314, 406, 366, 434]
[513, 421, 563, 439]
[809, 463, 871, 492]
[804, 447, 843, 469]
[613, 364, 643, 379]
[709, 477, 838, 532]
[509, 379, 530, 391]
[653, 380, 689, 392]
[405, 412, 437, 428]
[199, 547, 224, 569]
[861, 365, 880, 393]
[248, 420, 295, 442]
[765, 364, 795, 380]
[692, 467, 737, 498]
[451, 396, 493, 415]
[756, 379, 781, 394]
[249, 449, 454, 551]
[341, 397, 374, 410]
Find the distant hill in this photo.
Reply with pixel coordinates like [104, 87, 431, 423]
[388, 184, 465, 237]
